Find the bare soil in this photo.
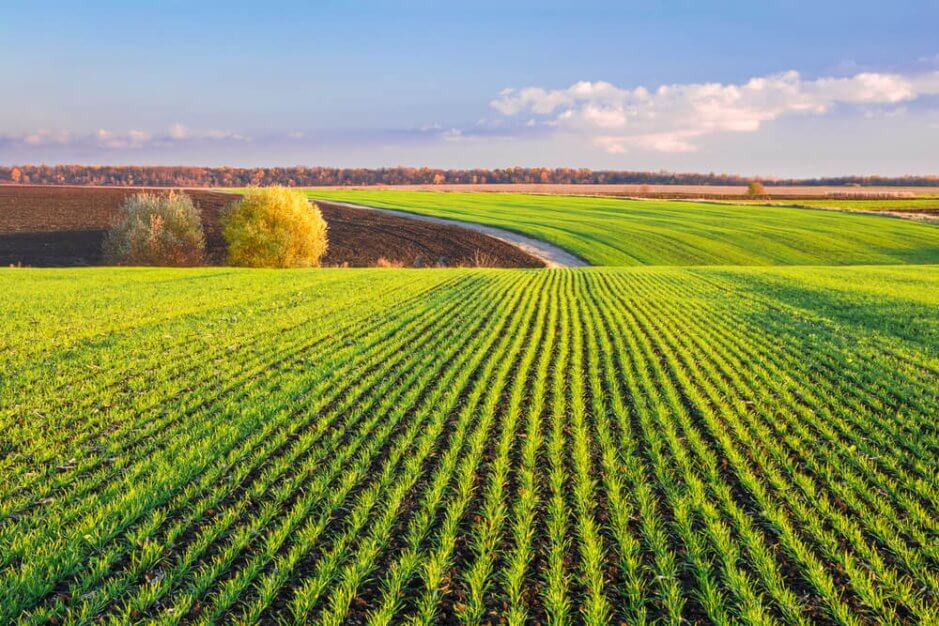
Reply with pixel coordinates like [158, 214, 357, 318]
[321, 200, 584, 268]
[0, 186, 543, 268]
[316, 201, 542, 268]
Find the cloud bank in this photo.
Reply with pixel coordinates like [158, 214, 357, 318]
[0, 124, 248, 151]
[491, 70, 939, 153]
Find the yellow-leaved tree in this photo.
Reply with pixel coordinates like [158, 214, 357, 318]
[222, 186, 328, 268]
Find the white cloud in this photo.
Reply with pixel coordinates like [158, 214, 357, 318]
[94, 128, 153, 149]
[167, 123, 247, 142]
[22, 129, 72, 145]
[491, 69, 939, 153]
[0, 124, 249, 150]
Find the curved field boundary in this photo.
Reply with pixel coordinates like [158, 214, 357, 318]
[317, 199, 589, 268]
[317, 202, 544, 268]
[307, 190, 939, 266]
[743, 202, 939, 224]
[676, 197, 939, 224]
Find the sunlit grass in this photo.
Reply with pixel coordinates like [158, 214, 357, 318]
[290, 190, 939, 266]
[1, 264, 936, 623]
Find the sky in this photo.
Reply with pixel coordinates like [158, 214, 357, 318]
[2, 0, 938, 177]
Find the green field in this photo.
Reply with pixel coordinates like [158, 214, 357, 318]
[2, 263, 937, 624]
[3, 189, 939, 624]
[782, 198, 939, 211]
[302, 190, 939, 266]
[731, 198, 939, 213]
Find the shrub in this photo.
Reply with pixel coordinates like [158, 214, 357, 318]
[747, 180, 767, 197]
[103, 192, 205, 266]
[222, 187, 328, 268]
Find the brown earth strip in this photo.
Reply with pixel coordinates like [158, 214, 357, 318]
[316, 201, 542, 267]
[0, 186, 235, 265]
[319, 200, 585, 268]
[0, 186, 543, 268]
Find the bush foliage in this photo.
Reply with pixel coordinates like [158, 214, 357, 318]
[103, 192, 205, 266]
[747, 180, 767, 196]
[222, 187, 328, 268]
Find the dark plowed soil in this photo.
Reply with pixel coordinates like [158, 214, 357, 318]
[0, 186, 235, 265]
[315, 201, 542, 268]
[0, 186, 543, 268]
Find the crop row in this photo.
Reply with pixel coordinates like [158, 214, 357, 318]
[0, 266, 936, 624]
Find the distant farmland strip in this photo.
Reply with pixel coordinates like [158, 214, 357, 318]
[303, 190, 939, 266]
[0, 265, 937, 623]
[733, 198, 939, 213]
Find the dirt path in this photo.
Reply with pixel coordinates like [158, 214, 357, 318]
[316, 200, 588, 268]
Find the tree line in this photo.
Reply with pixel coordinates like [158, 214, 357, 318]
[3, 165, 937, 188]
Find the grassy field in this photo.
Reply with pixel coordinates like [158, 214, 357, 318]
[778, 198, 939, 211]
[300, 190, 939, 266]
[2, 264, 937, 624]
[729, 198, 939, 213]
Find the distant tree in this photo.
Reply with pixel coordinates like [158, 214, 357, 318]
[9, 167, 22, 184]
[747, 181, 767, 197]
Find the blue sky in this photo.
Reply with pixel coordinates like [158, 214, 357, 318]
[2, 1, 938, 176]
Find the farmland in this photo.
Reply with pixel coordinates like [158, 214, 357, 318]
[3, 187, 939, 625]
[8, 1, 939, 623]
[0, 186, 539, 268]
[766, 198, 939, 212]
[741, 197, 939, 216]
[2, 262, 937, 624]
[726, 198, 939, 216]
[301, 190, 939, 266]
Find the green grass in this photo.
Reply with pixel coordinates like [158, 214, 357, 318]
[1, 264, 937, 624]
[297, 190, 939, 266]
[731, 198, 939, 212]
[4, 187, 939, 623]
[786, 198, 939, 211]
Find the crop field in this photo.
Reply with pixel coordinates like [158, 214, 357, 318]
[301, 190, 939, 266]
[727, 198, 939, 214]
[2, 264, 937, 624]
[777, 199, 939, 212]
[0, 187, 538, 268]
